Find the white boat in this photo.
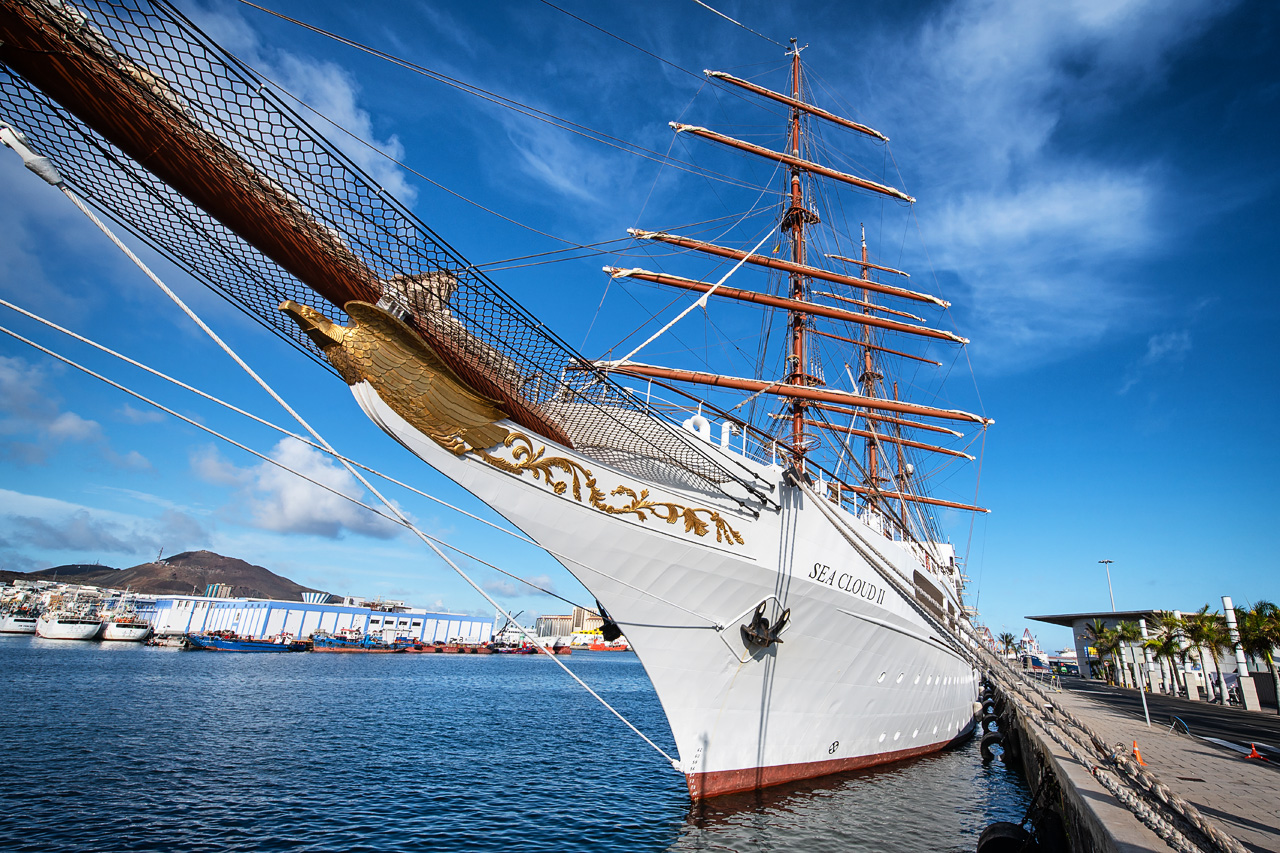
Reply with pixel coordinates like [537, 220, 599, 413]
[35, 611, 104, 641]
[102, 616, 151, 642]
[0, 1, 990, 799]
[100, 595, 152, 642]
[0, 612, 38, 634]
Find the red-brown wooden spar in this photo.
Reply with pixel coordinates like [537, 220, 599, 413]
[593, 363, 991, 425]
[705, 70, 889, 142]
[801, 419, 973, 460]
[604, 268, 966, 344]
[629, 230, 946, 307]
[671, 122, 916, 203]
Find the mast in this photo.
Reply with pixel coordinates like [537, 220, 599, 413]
[787, 39, 808, 467]
[858, 225, 882, 503]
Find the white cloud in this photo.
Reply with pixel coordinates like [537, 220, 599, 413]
[190, 444, 252, 487]
[0, 355, 150, 468]
[46, 411, 102, 442]
[481, 572, 557, 599]
[857, 0, 1239, 370]
[1119, 330, 1191, 393]
[195, 438, 402, 540]
[117, 403, 165, 425]
[185, 2, 417, 206]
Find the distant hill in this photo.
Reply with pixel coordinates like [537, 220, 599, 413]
[7, 550, 321, 601]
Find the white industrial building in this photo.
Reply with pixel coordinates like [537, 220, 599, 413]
[136, 595, 494, 644]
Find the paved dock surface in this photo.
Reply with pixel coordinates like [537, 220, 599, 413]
[1050, 679, 1280, 853]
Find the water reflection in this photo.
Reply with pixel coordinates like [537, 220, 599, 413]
[672, 739, 1031, 853]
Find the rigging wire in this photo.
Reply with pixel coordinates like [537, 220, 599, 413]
[0, 295, 731, 631]
[6, 138, 681, 770]
[235, 1, 773, 195]
[536, 0, 703, 81]
[689, 0, 789, 49]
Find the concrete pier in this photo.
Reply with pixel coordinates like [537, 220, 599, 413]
[985, 665, 1278, 853]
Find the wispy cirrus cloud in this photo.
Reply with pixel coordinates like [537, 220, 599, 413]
[1119, 330, 1191, 393]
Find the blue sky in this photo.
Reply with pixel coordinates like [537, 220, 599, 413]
[1, 0, 1277, 650]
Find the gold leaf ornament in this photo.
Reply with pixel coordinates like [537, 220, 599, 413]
[475, 432, 744, 546]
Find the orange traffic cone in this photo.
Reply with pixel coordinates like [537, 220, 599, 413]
[1132, 741, 1148, 766]
[1245, 744, 1268, 761]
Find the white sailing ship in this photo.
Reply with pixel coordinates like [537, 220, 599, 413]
[0, 0, 990, 798]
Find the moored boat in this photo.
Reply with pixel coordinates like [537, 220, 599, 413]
[0, 610, 39, 634]
[35, 610, 104, 641]
[102, 617, 152, 642]
[186, 631, 306, 652]
[311, 628, 403, 653]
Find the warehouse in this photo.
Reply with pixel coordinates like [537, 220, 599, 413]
[136, 595, 494, 644]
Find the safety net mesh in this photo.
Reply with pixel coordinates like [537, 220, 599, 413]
[0, 0, 764, 499]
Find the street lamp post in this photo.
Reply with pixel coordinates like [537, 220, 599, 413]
[1099, 559, 1115, 612]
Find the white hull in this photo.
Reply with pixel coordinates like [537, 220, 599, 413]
[102, 621, 151, 642]
[352, 383, 978, 798]
[35, 614, 104, 641]
[0, 614, 38, 634]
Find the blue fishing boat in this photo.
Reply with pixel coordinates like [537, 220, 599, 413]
[311, 628, 404, 653]
[185, 631, 306, 653]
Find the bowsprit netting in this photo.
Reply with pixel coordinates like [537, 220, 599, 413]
[0, 0, 766, 502]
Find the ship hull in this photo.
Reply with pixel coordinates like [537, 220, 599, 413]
[351, 383, 978, 799]
[0, 614, 38, 634]
[35, 615, 104, 640]
[102, 621, 151, 642]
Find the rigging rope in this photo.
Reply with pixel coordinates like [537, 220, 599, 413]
[0, 294, 733, 634]
[608, 223, 779, 367]
[0, 132, 681, 771]
[235, 1, 774, 196]
[688, 0, 789, 49]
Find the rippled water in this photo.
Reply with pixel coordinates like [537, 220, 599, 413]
[0, 636, 1029, 852]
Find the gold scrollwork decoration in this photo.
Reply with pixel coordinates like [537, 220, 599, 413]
[473, 432, 745, 546]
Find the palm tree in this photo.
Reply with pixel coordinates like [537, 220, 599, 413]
[1094, 627, 1123, 685]
[1145, 612, 1187, 696]
[1236, 601, 1280, 715]
[997, 632, 1017, 658]
[1183, 606, 1229, 703]
[1116, 621, 1144, 688]
[1083, 618, 1110, 681]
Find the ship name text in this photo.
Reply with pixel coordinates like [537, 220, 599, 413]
[809, 562, 887, 606]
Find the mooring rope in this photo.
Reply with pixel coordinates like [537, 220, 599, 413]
[983, 652, 1248, 853]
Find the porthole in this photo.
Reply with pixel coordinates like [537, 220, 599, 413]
[926, 676, 932, 685]
[893, 731, 901, 741]
[912, 729, 919, 738]
[878, 733, 887, 743]
[896, 673, 904, 684]
[877, 671, 886, 683]
[914, 675, 921, 684]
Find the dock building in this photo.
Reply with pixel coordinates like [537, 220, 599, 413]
[137, 595, 494, 644]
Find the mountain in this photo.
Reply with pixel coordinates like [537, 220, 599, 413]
[6, 551, 321, 601]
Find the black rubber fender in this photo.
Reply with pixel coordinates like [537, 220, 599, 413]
[981, 713, 1000, 733]
[1004, 730, 1023, 764]
[977, 821, 1038, 853]
[980, 731, 1004, 762]
[1032, 809, 1069, 853]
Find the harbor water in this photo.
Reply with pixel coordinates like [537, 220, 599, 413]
[0, 637, 1030, 852]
